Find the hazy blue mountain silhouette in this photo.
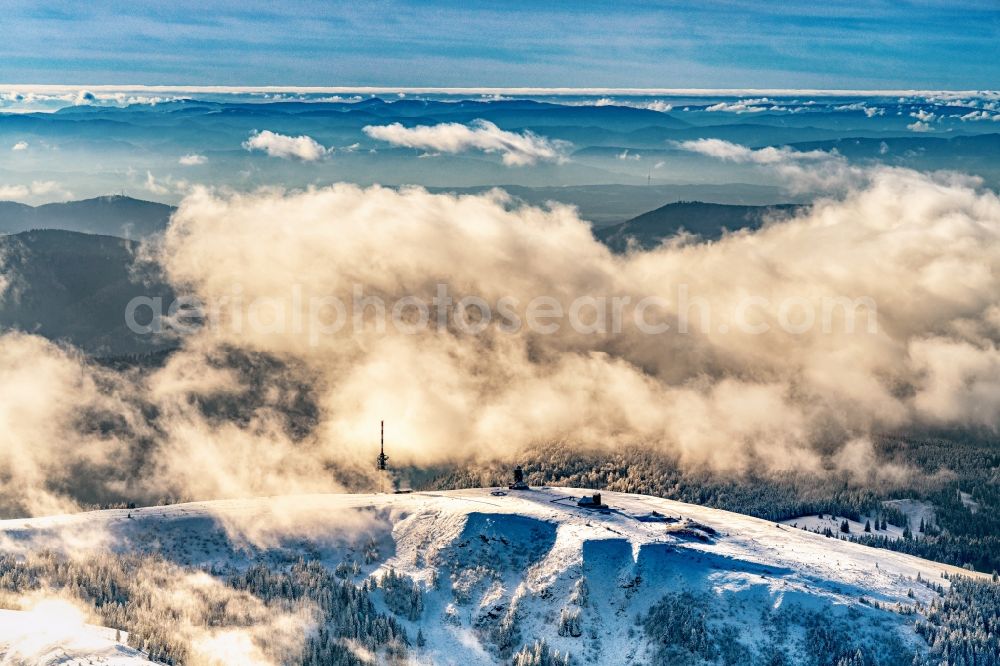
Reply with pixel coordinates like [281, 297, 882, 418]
[0, 229, 175, 354]
[595, 201, 802, 252]
[0, 195, 174, 238]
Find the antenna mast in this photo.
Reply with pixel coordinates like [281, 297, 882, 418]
[377, 420, 388, 471]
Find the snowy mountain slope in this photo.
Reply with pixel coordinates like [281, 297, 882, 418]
[781, 513, 911, 540]
[882, 498, 937, 532]
[0, 603, 154, 665]
[0, 487, 985, 665]
[781, 498, 938, 541]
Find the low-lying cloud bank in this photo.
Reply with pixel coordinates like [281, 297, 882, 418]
[2, 156, 1000, 516]
[363, 119, 569, 165]
[678, 138, 832, 165]
[676, 138, 866, 192]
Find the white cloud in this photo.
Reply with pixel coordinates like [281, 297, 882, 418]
[362, 119, 569, 166]
[833, 103, 884, 117]
[906, 109, 938, 132]
[0, 181, 69, 200]
[243, 130, 330, 161]
[140, 171, 191, 196]
[27, 181, 62, 195]
[314, 95, 363, 103]
[959, 110, 1000, 122]
[5, 162, 1000, 512]
[704, 98, 784, 113]
[144, 171, 169, 195]
[676, 139, 863, 192]
[677, 138, 831, 165]
[643, 100, 673, 112]
[583, 98, 672, 112]
[147, 171, 1000, 477]
[11, 141, 28, 151]
[0, 184, 28, 198]
[179, 153, 207, 166]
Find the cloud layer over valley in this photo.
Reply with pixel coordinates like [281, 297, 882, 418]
[3, 155, 1000, 516]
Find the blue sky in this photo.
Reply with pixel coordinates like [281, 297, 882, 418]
[1, 1, 998, 89]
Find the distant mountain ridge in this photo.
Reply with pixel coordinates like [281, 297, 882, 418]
[431, 184, 791, 224]
[0, 229, 175, 353]
[0, 189, 792, 234]
[595, 200, 803, 252]
[0, 195, 174, 238]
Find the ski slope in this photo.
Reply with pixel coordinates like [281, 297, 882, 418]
[0, 487, 983, 665]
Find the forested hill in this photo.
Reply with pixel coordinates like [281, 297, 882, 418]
[0, 229, 175, 354]
[595, 201, 802, 252]
[0, 195, 173, 238]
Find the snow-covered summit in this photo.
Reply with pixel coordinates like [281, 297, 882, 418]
[0, 487, 983, 665]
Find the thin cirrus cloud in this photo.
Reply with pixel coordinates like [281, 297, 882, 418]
[243, 130, 330, 161]
[362, 119, 569, 166]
